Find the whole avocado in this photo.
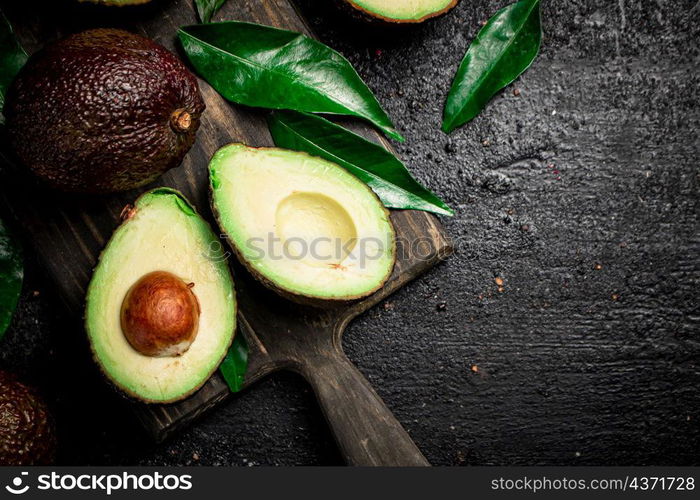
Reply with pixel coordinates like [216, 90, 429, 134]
[5, 29, 205, 193]
[0, 371, 56, 465]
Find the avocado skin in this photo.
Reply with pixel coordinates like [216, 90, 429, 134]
[5, 29, 205, 193]
[0, 371, 56, 465]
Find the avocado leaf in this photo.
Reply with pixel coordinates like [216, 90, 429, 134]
[178, 22, 404, 142]
[0, 217, 23, 340]
[219, 332, 248, 392]
[269, 111, 453, 216]
[442, 0, 541, 133]
[0, 10, 27, 125]
[194, 0, 227, 23]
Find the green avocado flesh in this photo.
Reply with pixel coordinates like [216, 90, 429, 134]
[346, 0, 457, 21]
[210, 145, 396, 302]
[85, 189, 236, 403]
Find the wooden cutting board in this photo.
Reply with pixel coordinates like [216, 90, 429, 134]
[0, 0, 452, 466]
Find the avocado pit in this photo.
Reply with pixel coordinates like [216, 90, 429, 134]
[120, 271, 200, 357]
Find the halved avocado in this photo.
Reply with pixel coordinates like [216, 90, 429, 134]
[85, 188, 236, 403]
[343, 0, 459, 23]
[210, 144, 396, 304]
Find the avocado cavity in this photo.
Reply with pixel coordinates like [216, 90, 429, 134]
[275, 192, 358, 265]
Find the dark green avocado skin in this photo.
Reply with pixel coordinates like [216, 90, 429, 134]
[0, 370, 56, 465]
[5, 29, 205, 193]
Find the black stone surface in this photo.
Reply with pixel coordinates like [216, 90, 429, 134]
[0, 0, 698, 465]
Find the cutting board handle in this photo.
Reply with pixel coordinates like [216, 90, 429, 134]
[300, 347, 430, 467]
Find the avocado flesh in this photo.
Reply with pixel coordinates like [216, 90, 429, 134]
[85, 189, 236, 403]
[346, 0, 457, 21]
[210, 145, 395, 302]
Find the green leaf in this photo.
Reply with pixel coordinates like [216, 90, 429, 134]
[0, 10, 27, 125]
[442, 0, 541, 133]
[178, 22, 404, 142]
[0, 12, 24, 340]
[219, 331, 248, 392]
[194, 0, 227, 23]
[0, 217, 23, 340]
[269, 111, 452, 216]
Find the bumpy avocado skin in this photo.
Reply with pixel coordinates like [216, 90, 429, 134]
[5, 29, 205, 193]
[0, 371, 56, 465]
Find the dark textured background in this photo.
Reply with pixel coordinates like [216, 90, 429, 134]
[0, 0, 698, 465]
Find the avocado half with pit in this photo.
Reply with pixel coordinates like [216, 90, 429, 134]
[343, 0, 459, 23]
[85, 189, 236, 403]
[210, 145, 396, 304]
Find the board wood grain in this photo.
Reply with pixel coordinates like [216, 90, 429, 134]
[0, 0, 452, 465]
